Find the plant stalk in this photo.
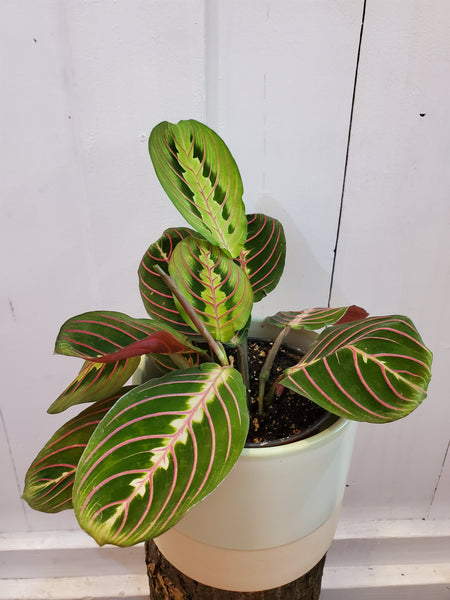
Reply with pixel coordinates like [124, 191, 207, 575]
[169, 354, 192, 370]
[235, 339, 249, 392]
[257, 325, 291, 414]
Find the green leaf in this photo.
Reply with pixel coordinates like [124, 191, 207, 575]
[55, 311, 199, 361]
[236, 214, 286, 301]
[281, 315, 433, 423]
[73, 364, 248, 546]
[168, 237, 253, 343]
[139, 227, 202, 340]
[23, 390, 131, 513]
[149, 120, 246, 257]
[266, 305, 369, 331]
[48, 358, 140, 414]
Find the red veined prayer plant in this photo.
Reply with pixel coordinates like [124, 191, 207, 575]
[23, 119, 432, 549]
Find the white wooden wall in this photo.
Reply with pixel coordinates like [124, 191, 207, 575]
[1, 1, 449, 596]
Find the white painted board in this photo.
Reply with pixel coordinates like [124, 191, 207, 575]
[0, 0, 206, 532]
[208, 0, 365, 314]
[331, 1, 450, 519]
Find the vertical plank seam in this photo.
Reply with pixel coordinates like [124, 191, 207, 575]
[427, 438, 450, 518]
[262, 0, 270, 192]
[327, 0, 367, 306]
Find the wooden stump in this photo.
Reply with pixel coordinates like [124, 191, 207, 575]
[145, 540, 325, 599]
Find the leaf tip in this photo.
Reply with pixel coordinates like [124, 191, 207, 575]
[335, 305, 369, 325]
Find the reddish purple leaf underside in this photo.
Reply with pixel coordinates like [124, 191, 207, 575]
[334, 305, 369, 325]
[83, 330, 195, 363]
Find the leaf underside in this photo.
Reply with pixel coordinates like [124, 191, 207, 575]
[282, 315, 433, 423]
[73, 364, 248, 546]
[55, 311, 197, 361]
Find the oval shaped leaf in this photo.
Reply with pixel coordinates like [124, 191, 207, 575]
[73, 364, 248, 546]
[169, 237, 253, 343]
[236, 214, 286, 302]
[139, 227, 202, 340]
[266, 305, 369, 331]
[281, 315, 433, 423]
[48, 357, 140, 414]
[23, 390, 131, 513]
[149, 120, 246, 257]
[55, 311, 198, 361]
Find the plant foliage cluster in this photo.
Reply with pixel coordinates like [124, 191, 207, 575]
[23, 120, 432, 547]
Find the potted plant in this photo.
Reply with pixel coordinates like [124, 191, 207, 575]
[23, 119, 432, 596]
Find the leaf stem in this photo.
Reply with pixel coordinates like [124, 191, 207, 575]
[266, 373, 285, 406]
[155, 265, 229, 366]
[169, 354, 192, 370]
[236, 340, 249, 392]
[257, 325, 291, 414]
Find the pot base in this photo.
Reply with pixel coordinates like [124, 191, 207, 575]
[152, 503, 340, 592]
[146, 541, 325, 599]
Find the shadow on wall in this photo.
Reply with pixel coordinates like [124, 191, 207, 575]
[252, 193, 331, 315]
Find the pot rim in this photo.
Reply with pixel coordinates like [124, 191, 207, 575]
[241, 416, 352, 459]
[245, 318, 350, 457]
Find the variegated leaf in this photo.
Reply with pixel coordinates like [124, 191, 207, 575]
[149, 119, 246, 257]
[169, 237, 253, 343]
[236, 214, 286, 302]
[281, 315, 432, 423]
[55, 311, 199, 361]
[138, 227, 202, 340]
[23, 390, 131, 513]
[73, 364, 248, 546]
[48, 358, 140, 414]
[266, 305, 369, 331]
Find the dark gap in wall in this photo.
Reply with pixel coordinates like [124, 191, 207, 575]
[428, 438, 450, 517]
[327, 0, 367, 306]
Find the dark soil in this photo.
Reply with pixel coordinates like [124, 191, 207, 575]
[243, 339, 331, 447]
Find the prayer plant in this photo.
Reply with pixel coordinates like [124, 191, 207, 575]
[23, 119, 432, 548]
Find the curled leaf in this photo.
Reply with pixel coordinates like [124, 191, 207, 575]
[55, 311, 200, 361]
[266, 306, 368, 332]
[48, 358, 140, 414]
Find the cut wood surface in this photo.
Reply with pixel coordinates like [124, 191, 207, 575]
[145, 541, 326, 600]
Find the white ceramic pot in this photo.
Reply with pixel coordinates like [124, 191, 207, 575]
[137, 320, 357, 592]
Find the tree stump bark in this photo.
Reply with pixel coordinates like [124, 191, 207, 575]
[145, 540, 325, 600]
